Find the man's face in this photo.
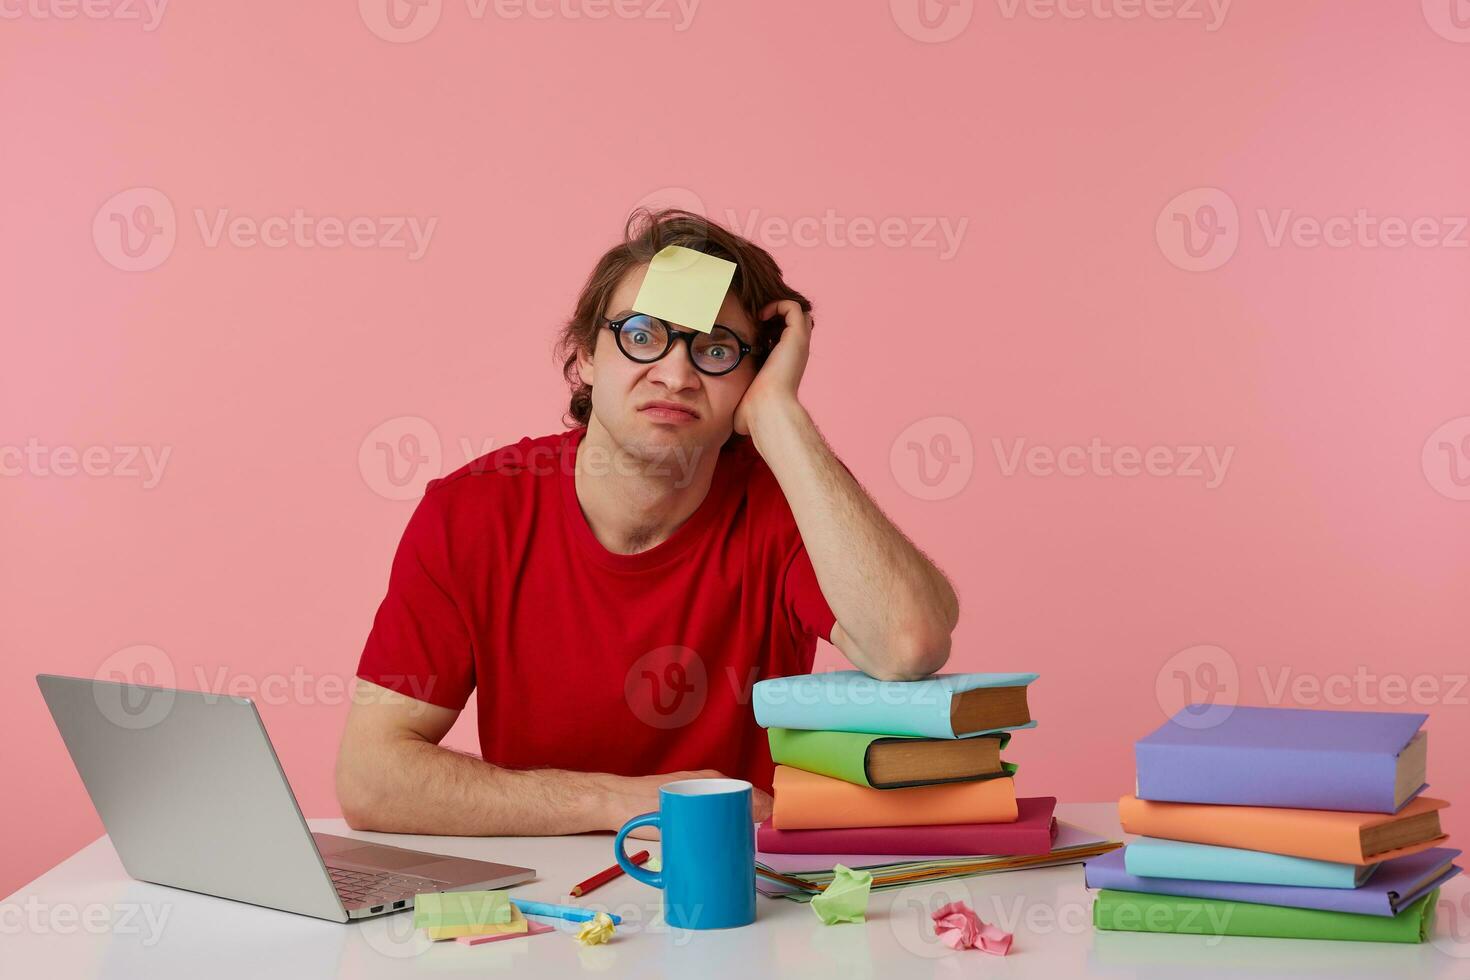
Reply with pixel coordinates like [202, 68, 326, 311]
[578, 265, 760, 463]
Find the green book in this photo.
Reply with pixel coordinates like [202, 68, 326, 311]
[1092, 888, 1439, 944]
[768, 728, 1014, 789]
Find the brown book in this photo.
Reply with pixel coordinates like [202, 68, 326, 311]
[951, 684, 1032, 735]
[767, 728, 1013, 789]
[866, 735, 1008, 788]
[1394, 731, 1429, 810]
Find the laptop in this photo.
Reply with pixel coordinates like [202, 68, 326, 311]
[37, 673, 535, 922]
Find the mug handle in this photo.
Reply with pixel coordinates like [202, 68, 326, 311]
[614, 812, 664, 889]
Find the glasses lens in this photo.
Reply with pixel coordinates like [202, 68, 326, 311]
[617, 315, 668, 361]
[691, 327, 743, 375]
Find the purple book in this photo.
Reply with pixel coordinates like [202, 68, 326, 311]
[1135, 705, 1427, 813]
[1084, 847, 1460, 917]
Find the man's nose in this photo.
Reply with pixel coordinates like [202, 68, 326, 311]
[646, 337, 701, 390]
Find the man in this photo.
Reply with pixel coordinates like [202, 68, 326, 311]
[337, 209, 958, 836]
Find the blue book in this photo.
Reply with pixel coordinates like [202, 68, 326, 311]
[1125, 837, 1375, 889]
[1135, 705, 1428, 813]
[751, 671, 1038, 739]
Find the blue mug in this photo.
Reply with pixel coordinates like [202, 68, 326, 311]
[614, 777, 756, 930]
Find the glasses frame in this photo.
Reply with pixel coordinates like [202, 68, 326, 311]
[602, 313, 755, 377]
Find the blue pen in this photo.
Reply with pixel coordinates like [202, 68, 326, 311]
[510, 899, 622, 925]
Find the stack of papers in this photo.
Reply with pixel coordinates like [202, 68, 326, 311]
[757, 822, 1119, 901]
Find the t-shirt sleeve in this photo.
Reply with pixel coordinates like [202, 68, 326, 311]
[781, 541, 836, 644]
[356, 487, 476, 711]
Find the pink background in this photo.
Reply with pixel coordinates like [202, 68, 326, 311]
[3, 2, 1469, 897]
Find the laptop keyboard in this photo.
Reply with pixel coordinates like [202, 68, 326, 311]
[328, 866, 440, 909]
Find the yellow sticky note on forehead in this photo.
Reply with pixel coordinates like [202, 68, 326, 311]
[632, 245, 736, 334]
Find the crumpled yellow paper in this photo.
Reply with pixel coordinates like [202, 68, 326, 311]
[576, 911, 616, 946]
[811, 864, 873, 925]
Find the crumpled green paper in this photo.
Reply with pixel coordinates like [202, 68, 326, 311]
[811, 864, 873, 925]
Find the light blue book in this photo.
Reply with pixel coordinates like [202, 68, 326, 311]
[1124, 837, 1377, 889]
[750, 670, 1038, 739]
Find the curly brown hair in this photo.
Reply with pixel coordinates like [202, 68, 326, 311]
[556, 207, 813, 428]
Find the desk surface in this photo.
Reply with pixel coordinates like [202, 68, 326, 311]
[4, 803, 1467, 978]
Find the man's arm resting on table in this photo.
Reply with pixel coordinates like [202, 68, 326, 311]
[751, 400, 959, 682]
[737, 301, 959, 683]
[335, 680, 769, 835]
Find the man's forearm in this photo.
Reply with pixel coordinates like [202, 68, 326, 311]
[748, 400, 958, 679]
[338, 732, 609, 836]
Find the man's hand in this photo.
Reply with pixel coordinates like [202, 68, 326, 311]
[732, 299, 812, 437]
[598, 769, 775, 840]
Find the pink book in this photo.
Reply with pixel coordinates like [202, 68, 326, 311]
[757, 796, 1058, 855]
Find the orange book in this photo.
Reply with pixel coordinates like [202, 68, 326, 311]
[771, 765, 1018, 830]
[1117, 794, 1449, 865]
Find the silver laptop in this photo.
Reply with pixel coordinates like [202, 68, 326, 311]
[37, 673, 534, 922]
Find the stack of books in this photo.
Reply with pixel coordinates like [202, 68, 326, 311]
[750, 670, 1120, 898]
[1088, 705, 1459, 944]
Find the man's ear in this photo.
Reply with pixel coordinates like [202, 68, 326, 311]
[576, 345, 595, 387]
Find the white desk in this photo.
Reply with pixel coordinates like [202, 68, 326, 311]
[4, 803, 1466, 978]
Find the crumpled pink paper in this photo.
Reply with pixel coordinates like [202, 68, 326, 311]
[931, 901, 1014, 955]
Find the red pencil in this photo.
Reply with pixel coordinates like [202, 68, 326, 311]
[571, 851, 650, 897]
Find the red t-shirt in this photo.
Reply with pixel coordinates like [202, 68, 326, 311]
[356, 426, 835, 793]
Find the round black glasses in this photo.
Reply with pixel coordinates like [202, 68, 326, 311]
[603, 313, 754, 377]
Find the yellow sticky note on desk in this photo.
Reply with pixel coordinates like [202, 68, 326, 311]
[413, 889, 512, 929]
[422, 905, 528, 941]
[631, 245, 736, 334]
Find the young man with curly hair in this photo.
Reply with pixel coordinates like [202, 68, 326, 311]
[337, 209, 958, 835]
